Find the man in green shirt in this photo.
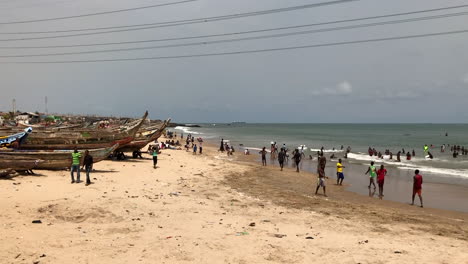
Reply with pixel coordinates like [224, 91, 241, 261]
[364, 161, 377, 190]
[71, 148, 82, 183]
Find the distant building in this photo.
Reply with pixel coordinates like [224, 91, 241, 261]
[15, 112, 40, 124]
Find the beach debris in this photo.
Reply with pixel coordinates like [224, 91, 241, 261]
[32, 220, 42, 224]
[33, 261, 40, 264]
[14, 253, 21, 259]
[261, 220, 271, 223]
[305, 236, 314, 240]
[236, 232, 249, 236]
[39, 254, 46, 258]
[169, 192, 180, 197]
[358, 240, 369, 244]
[394, 251, 402, 254]
[249, 222, 256, 227]
[271, 234, 287, 238]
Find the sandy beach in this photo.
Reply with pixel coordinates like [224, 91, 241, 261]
[1, 140, 467, 263]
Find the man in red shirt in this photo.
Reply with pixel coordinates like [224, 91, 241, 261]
[377, 165, 387, 200]
[411, 170, 423, 208]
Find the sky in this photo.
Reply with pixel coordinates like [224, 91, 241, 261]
[1, 0, 468, 123]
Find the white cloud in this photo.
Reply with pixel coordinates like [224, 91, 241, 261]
[310, 81, 353, 96]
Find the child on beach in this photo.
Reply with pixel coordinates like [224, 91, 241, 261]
[336, 159, 345, 185]
[315, 155, 327, 196]
[365, 161, 377, 190]
[293, 149, 302, 172]
[377, 164, 387, 199]
[152, 147, 159, 169]
[259, 147, 267, 166]
[278, 149, 286, 171]
[193, 144, 197, 155]
[411, 170, 423, 207]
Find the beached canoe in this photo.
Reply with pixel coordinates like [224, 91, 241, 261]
[0, 127, 32, 148]
[0, 159, 44, 170]
[116, 119, 170, 153]
[0, 144, 118, 170]
[0, 112, 148, 150]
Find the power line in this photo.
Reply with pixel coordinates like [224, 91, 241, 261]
[0, 0, 359, 37]
[1, 11, 467, 57]
[0, 4, 464, 45]
[3, 28, 468, 64]
[0, 0, 196, 25]
[0, 7, 465, 49]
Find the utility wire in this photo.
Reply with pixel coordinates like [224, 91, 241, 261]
[0, 4, 463, 44]
[3, 28, 468, 64]
[0, 0, 196, 25]
[0, 0, 358, 35]
[1, 11, 467, 57]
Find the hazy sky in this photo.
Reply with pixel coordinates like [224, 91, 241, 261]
[1, 0, 468, 123]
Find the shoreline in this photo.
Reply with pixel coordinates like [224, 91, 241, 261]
[0, 139, 467, 263]
[202, 137, 468, 213]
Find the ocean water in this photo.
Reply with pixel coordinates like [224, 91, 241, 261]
[174, 123, 468, 187]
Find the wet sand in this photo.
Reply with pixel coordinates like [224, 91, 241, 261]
[0, 139, 467, 263]
[253, 154, 468, 213]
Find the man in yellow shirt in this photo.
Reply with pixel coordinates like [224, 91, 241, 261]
[336, 159, 345, 185]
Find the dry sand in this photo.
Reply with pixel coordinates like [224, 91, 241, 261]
[1, 140, 467, 263]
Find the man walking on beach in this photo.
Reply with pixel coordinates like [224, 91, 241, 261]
[365, 161, 377, 190]
[315, 154, 327, 196]
[152, 146, 159, 169]
[278, 149, 286, 171]
[259, 147, 267, 166]
[82, 150, 94, 186]
[377, 164, 387, 199]
[70, 148, 81, 183]
[411, 170, 424, 207]
[336, 159, 345, 185]
[293, 149, 302, 172]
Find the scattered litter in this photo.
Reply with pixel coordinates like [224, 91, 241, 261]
[394, 251, 402, 254]
[32, 220, 42, 224]
[358, 240, 369, 244]
[14, 253, 21, 259]
[39, 254, 46, 258]
[249, 222, 256, 227]
[271, 234, 287, 238]
[236, 232, 249, 236]
[305, 237, 314, 240]
[169, 192, 181, 197]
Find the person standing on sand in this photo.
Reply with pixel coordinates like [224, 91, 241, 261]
[278, 149, 286, 171]
[220, 139, 225, 152]
[193, 144, 198, 155]
[82, 150, 94, 186]
[336, 159, 345, 185]
[377, 164, 387, 199]
[152, 147, 159, 169]
[365, 161, 377, 190]
[199, 141, 203, 154]
[315, 154, 327, 196]
[411, 170, 424, 207]
[259, 147, 267, 166]
[70, 148, 81, 183]
[292, 149, 302, 172]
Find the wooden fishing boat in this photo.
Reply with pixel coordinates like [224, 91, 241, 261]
[0, 159, 44, 170]
[116, 119, 170, 152]
[0, 112, 148, 150]
[0, 144, 118, 170]
[0, 127, 32, 148]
